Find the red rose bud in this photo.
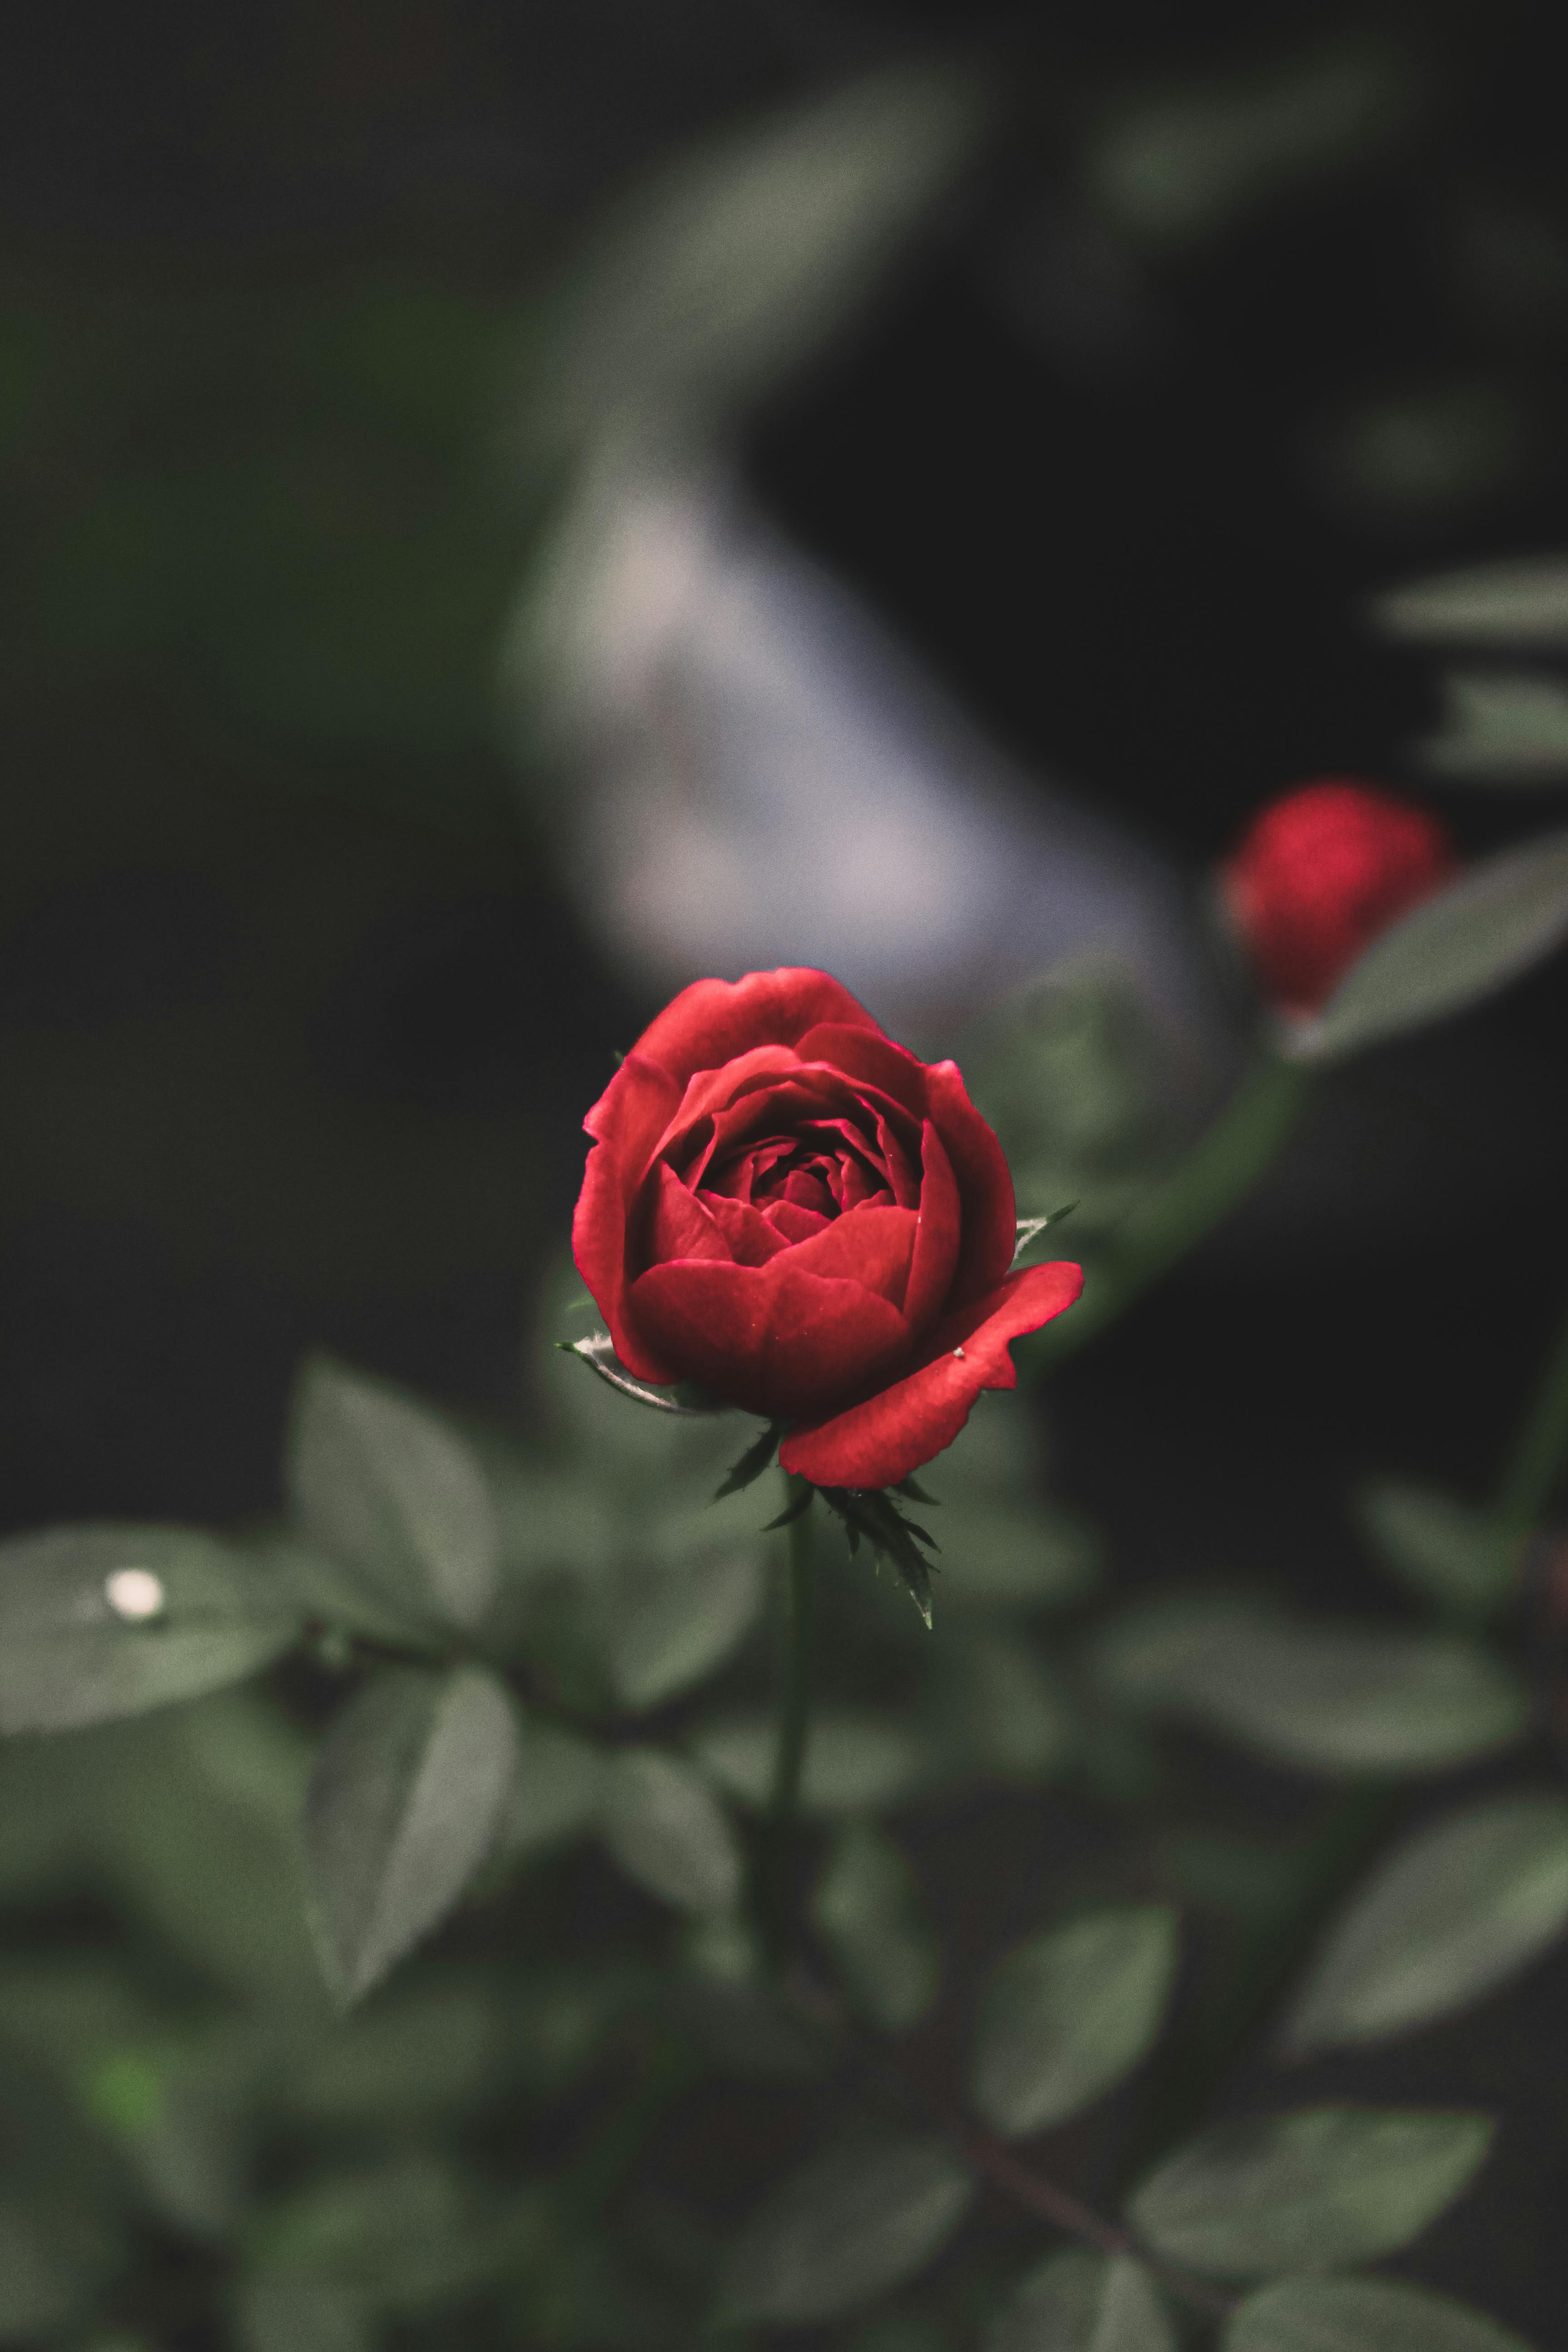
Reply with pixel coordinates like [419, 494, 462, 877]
[573, 968, 1082, 1490]
[1221, 779, 1459, 1017]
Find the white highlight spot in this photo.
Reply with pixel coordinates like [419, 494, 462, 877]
[952, 1346, 966, 1360]
[106, 1568, 166, 1622]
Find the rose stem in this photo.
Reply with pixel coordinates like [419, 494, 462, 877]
[1024, 1054, 1314, 1376]
[754, 1476, 818, 1964]
[1498, 1289, 1568, 1543]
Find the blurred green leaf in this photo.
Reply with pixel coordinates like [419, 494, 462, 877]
[0, 1525, 298, 1735]
[0, 2190, 121, 2340]
[537, 65, 988, 440]
[813, 1819, 941, 2034]
[607, 1541, 764, 1711]
[1355, 1480, 1516, 1617]
[1086, 39, 1414, 248]
[1283, 1792, 1568, 2055]
[968, 965, 1182, 1249]
[501, 1716, 608, 1859]
[932, 1498, 1101, 1613]
[304, 1664, 520, 2003]
[1129, 2107, 1494, 2277]
[288, 1357, 501, 1634]
[1093, 1596, 1529, 1774]
[1419, 672, 1568, 785]
[86, 1694, 325, 2007]
[1302, 830, 1568, 1063]
[599, 1746, 742, 1915]
[246, 2155, 519, 2318]
[693, 1712, 926, 1815]
[1225, 2274, 1535, 2352]
[939, 1629, 1077, 1780]
[234, 2270, 373, 2352]
[988, 2248, 1177, 2352]
[283, 1974, 502, 2124]
[714, 2137, 974, 2326]
[972, 1907, 1177, 2139]
[1371, 554, 1568, 647]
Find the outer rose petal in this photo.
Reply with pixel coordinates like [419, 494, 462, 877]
[900, 1120, 960, 1333]
[573, 1053, 683, 1383]
[633, 969, 884, 1088]
[628, 1256, 909, 1421]
[779, 1261, 1083, 1489]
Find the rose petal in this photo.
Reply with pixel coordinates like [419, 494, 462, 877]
[635, 969, 884, 1088]
[761, 1200, 830, 1245]
[701, 1189, 793, 1265]
[900, 1120, 961, 1333]
[629, 1256, 910, 1422]
[648, 1163, 735, 1265]
[573, 1053, 684, 1382]
[795, 1023, 930, 1119]
[779, 1261, 1083, 1489]
[783, 1204, 917, 1305]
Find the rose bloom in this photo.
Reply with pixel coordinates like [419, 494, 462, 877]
[1221, 778, 1458, 1016]
[573, 969, 1081, 1489]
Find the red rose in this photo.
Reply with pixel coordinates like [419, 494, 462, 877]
[572, 968, 1082, 1490]
[1221, 779, 1459, 1016]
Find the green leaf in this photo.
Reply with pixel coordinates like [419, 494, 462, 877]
[989, 2249, 1177, 2352]
[972, 1907, 1178, 2138]
[813, 1819, 941, 2034]
[606, 1542, 765, 1710]
[0, 1524, 299, 1734]
[1419, 671, 1568, 784]
[288, 1359, 501, 1632]
[1225, 2274, 1535, 2352]
[557, 1329, 723, 1416]
[941, 1628, 1077, 1779]
[714, 2136, 974, 2325]
[1371, 553, 1568, 647]
[235, 2272, 373, 2352]
[246, 2154, 510, 2317]
[500, 1717, 606, 1859]
[935, 1496, 1101, 1612]
[1355, 1480, 1516, 1618]
[1301, 829, 1568, 1062]
[0, 2192, 120, 2338]
[304, 1664, 520, 2002]
[599, 1746, 742, 1914]
[537, 65, 987, 437]
[1093, 1596, 1529, 1775]
[1129, 2107, 1494, 2277]
[1282, 1792, 1568, 2054]
[693, 1711, 926, 1813]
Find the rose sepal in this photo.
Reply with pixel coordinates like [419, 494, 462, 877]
[813, 1483, 940, 1628]
[558, 1329, 725, 1416]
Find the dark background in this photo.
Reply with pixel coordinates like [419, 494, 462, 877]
[4, 1, 1568, 2336]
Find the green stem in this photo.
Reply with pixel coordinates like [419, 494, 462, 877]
[771, 1493, 818, 1820]
[1025, 1054, 1315, 1376]
[1498, 1294, 1568, 1540]
[753, 1481, 818, 1963]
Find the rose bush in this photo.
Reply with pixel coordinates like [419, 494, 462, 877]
[1221, 777, 1458, 1014]
[572, 967, 1082, 1488]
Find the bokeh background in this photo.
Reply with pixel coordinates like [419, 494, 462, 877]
[5, 0, 1568, 2337]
